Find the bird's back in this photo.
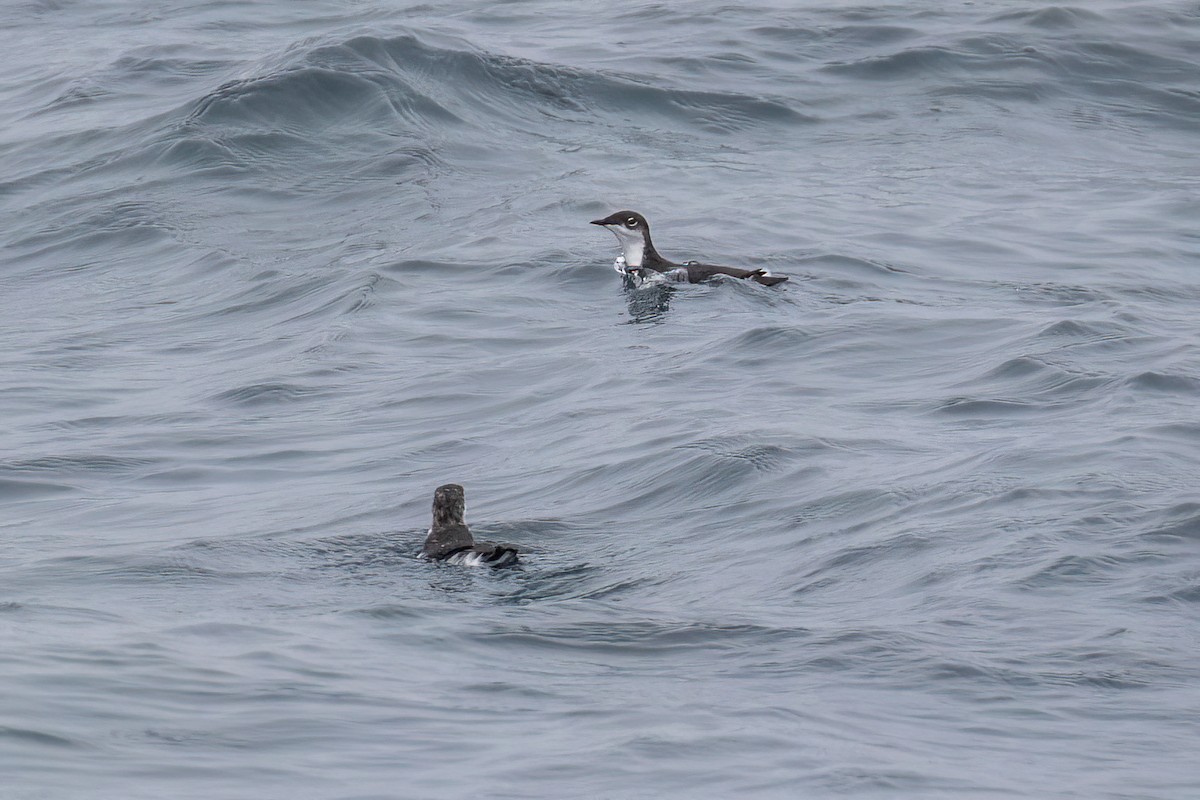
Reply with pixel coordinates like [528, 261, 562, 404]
[447, 542, 520, 568]
[423, 522, 474, 560]
[683, 262, 789, 286]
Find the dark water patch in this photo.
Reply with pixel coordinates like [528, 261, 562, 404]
[38, 412, 189, 431]
[1, 135, 125, 203]
[353, 603, 426, 620]
[1120, 281, 1200, 306]
[301, 532, 421, 574]
[621, 282, 676, 323]
[37, 81, 116, 114]
[496, 562, 656, 605]
[816, 21, 1200, 132]
[934, 397, 1036, 417]
[1143, 422, 1200, 445]
[36, 53, 233, 118]
[0, 599, 126, 626]
[677, 436, 797, 473]
[337, 33, 812, 133]
[582, 446, 786, 513]
[810, 532, 936, 576]
[657, 86, 812, 133]
[480, 619, 807, 655]
[1032, 325, 1156, 356]
[219, 447, 352, 469]
[111, 53, 232, 83]
[804, 253, 913, 279]
[128, 726, 259, 750]
[808, 627, 928, 664]
[337, 34, 588, 115]
[166, 621, 287, 640]
[1019, 553, 1139, 588]
[1032, 665, 1157, 692]
[0, 477, 77, 500]
[154, 133, 259, 177]
[455, 680, 561, 702]
[722, 325, 814, 358]
[210, 382, 333, 407]
[1037, 38, 1200, 129]
[1036, 319, 1120, 339]
[94, 560, 246, 585]
[1126, 371, 1200, 395]
[948, 659, 1150, 692]
[1140, 504, 1200, 543]
[0, 726, 86, 749]
[977, 354, 1047, 380]
[821, 45, 973, 81]
[1013, 283, 1111, 307]
[382, 258, 477, 277]
[957, 356, 1111, 408]
[207, 272, 337, 319]
[788, 487, 909, 531]
[986, 7, 1105, 30]
[1060, 41, 1198, 85]
[2, 454, 160, 476]
[246, 271, 396, 333]
[478, 518, 579, 546]
[187, 66, 447, 131]
[1151, 583, 1200, 604]
[756, 23, 920, 50]
[164, 531, 416, 589]
[337, 272, 387, 316]
[11, 197, 178, 255]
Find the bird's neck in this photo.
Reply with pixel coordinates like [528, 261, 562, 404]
[622, 233, 673, 269]
[433, 503, 465, 528]
[622, 237, 645, 268]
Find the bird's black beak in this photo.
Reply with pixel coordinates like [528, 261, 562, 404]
[590, 219, 609, 226]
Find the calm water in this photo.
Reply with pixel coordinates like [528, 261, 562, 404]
[3, 1, 1199, 797]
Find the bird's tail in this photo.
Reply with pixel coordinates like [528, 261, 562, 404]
[457, 543, 520, 568]
[751, 269, 789, 286]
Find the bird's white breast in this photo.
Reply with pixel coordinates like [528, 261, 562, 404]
[608, 227, 645, 267]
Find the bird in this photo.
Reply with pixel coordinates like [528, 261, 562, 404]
[590, 210, 788, 286]
[422, 484, 518, 567]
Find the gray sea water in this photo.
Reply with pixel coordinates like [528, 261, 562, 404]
[3, 1, 1200, 798]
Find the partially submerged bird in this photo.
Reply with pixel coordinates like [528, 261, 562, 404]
[422, 483, 518, 567]
[590, 210, 788, 286]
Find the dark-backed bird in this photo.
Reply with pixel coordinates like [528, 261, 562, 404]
[422, 484, 518, 568]
[590, 210, 788, 286]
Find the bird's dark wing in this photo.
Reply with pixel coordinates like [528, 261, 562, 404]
[683, 262, 788, 286]
[751, 271, 788, 286]
[423, 522, 474, 559]
[466, 541, 520, 568]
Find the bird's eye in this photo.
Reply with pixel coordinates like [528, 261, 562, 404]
[626, 217, 638, 227]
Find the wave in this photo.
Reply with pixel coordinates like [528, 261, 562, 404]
[173, 31, 812, 149]
[815, 8, 1200, 131]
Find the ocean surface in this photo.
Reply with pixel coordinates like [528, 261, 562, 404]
[3, 1, 1199, 797]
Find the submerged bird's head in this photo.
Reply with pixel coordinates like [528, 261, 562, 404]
[591, 210, 652, 268]
[432, 483, 466, 527]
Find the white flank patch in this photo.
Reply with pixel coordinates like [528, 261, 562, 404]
[626, 269, 677, 289]
[444, 550, 486, 567]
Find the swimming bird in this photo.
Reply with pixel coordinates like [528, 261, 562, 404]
[422, 484, 519, 567]
[590, 210, 788, 286]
